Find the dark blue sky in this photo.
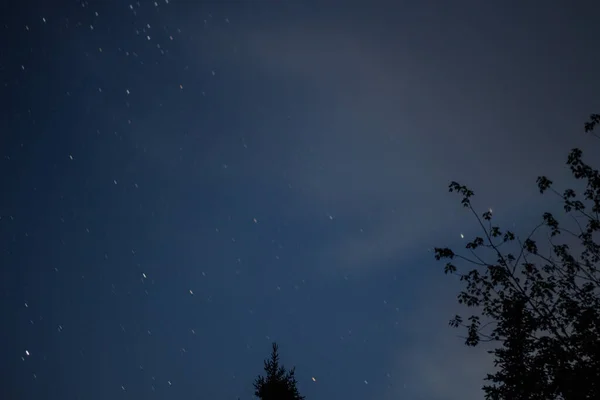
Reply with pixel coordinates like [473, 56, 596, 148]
[2, 1, 600, 399]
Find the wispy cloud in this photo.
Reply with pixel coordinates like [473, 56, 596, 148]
[237, 19, 587, 274]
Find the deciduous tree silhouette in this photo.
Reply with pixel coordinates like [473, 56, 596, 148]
[435, 114, 600, 400]
[253, 342, 305, 400]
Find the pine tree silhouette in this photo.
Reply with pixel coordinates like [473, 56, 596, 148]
[253, 343, 305, 400]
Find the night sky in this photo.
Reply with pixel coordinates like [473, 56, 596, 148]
[2, 1, 600, 399]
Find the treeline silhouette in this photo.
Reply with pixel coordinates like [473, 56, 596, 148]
[246, 114, 600, 400]
[252, 342, 304, 400]
[435, 114, 600, 399]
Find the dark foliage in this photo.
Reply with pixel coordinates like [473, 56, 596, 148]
[253, 343, 305, 400]
[434, 114, 600, 400]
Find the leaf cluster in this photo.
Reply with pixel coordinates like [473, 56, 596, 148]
[434, 115, 600, 399]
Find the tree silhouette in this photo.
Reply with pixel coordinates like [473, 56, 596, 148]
[435, 114, 600, 400]
[253, 342, 305, 400]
